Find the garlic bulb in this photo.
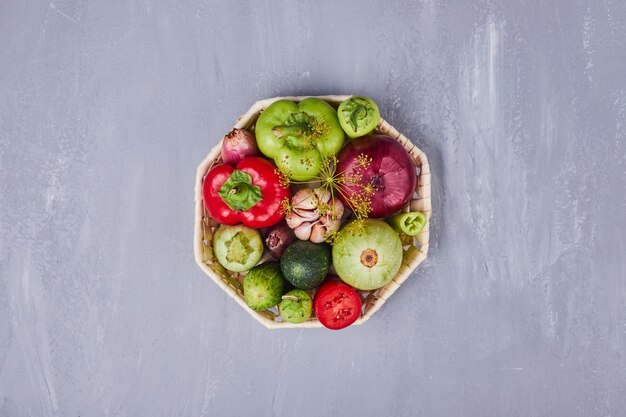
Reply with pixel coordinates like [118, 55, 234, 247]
[285, 188, 344, 243]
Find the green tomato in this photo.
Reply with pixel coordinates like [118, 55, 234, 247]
[332, 219, 402, 290]
[255, 98, 345, 181]
[243, 262, 285, 311]
[337, 96, 381, 138]
[279, 289, 312, 324]
[213, 225, 263, 272]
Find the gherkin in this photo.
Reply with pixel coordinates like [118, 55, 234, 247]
[243, 262, 286, 311]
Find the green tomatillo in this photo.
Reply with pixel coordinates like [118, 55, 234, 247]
[279, 289, 312, 324]
[337, 96, 381, 138]
[332, 219, 403, 291]
[213, 224, 264, 273]
[255, 98, 345, 181]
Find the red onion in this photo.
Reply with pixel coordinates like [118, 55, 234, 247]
[337, 135, 417, 218]
[265, 221, 296, 258]
[221, 128, 260, 165]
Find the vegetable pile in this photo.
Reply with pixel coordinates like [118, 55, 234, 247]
[203, 96, 427, 330]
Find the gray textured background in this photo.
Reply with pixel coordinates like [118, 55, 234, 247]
[1, 1, 625, 416]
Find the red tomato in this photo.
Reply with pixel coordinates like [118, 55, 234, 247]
[314, 278, 362, 330]
[202, 157, 290, 228]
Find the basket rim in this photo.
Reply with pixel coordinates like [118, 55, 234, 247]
[193, 95, 431, 329]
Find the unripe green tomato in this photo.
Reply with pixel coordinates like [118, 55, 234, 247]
[279, 289, 312, 324]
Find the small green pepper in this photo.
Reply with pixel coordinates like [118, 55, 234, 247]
[255, 98, 345, 181]
[337, 96, 381, 138]
[386, 212, 427, 236]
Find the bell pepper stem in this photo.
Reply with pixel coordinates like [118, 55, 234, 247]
[386, 212, 427, 236]
[272, 123, 317, 151]
[271, 124, 308, 138]
[217, 170, 263, 211]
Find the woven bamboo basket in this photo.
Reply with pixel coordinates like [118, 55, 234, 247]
[194, 95, 431, 329]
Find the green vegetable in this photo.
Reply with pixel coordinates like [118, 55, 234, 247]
[280, 240, 331, 289]
[337, 96, 380, 138]
[255, 98, 345, 181]
[332, 219, 403, 290]
[279, 289, 313, 324]
[213, 225, 263, 272]
[243, 262, 286, 311]
[386, 212, 427, 236]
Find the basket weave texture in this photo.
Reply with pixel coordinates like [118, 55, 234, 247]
[194, 95, 431, 329]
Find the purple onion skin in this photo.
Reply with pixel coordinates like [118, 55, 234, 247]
[337, 135, 417, 218]
[265, 222, 296, 258]
[221, 128, 260, 165]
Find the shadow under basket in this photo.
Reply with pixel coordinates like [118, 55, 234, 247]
[194, 95, 432, 329]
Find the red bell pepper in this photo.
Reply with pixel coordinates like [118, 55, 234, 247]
[202, 157, 290, 228]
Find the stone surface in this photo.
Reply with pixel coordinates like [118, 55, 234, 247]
[1, 1, 625, 416]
